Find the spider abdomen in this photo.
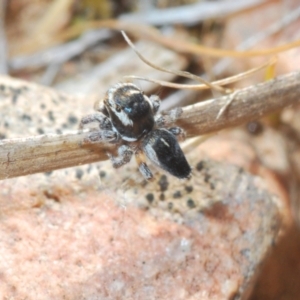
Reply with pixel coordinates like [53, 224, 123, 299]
[142, 129, 191, 179]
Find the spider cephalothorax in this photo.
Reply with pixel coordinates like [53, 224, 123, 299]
[80, 83, 191, 180]
[103, 83, 159, 141]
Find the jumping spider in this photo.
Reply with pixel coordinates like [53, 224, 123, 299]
[80, 83, 191, 180]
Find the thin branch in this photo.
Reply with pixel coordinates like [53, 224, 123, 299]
[0, 130, 115, 180]
[175, 71, 300, 135]
[0, 71, 299, 180]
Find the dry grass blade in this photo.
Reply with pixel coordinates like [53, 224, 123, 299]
[125, 57, 278, 90]
[121, 31, 228, 94]
[0, 71, 299, 180]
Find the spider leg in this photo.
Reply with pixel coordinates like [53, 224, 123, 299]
[149, 95, 161, 114]
[168, 126, 186, 142]
[79, 112, 112, 130]
[135, 151, 154, 181]
[108, 145, 133, 168]
[154, 114, 165, 127]
[83, 130, 118, 144]
[155, 107, 183, 128]
[80, 112, 120, 144]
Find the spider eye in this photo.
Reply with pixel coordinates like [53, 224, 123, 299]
[124, 107, 132, 114]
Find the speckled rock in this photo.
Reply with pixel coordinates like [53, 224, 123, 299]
[0, 156, 281, 300]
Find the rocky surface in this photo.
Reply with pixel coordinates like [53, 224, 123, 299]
[0, 152, 281, 300]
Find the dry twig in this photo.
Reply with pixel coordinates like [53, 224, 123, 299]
[0, 71, 299, 180]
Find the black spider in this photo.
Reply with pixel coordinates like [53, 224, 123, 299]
[80, 83, 191, 180]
